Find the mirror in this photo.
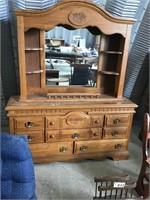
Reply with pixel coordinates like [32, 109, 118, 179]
[45, 26, 101, 87]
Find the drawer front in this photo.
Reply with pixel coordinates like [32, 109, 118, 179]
[14, 117, 43, 130]
[60, 111, 90, 129]
[15, 131, 44, 144]
[60, 129, 90, 142]
[105, 114, 130, 126]
[46, 116, 59, 129]
[74, 139, 128, 154]
[30, 142, 73, 157]
[46, 130, 59, 142]
[91, 128, 102, 140]
[103, 127, 128, 139]
[91, 115, 104, 127]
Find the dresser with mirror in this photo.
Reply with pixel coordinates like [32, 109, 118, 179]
[6, 0, 137, 163]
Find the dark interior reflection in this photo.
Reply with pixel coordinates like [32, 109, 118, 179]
[45, 26, 101, 87]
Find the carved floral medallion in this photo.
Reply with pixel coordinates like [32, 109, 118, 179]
[68, 9, 89, 26]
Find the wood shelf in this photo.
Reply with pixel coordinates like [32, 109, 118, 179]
[25, 48, 43, 51]
[26, 69, 43, 74]
[100, 71, 120, 75]
[101, 51, 122, 55]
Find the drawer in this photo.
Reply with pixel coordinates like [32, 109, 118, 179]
[91, 128, 102, 140]
[46, 130, 59, 142]
[60, 111, 90, 129]
[74, 139, 128, 154]
[14, 117, 43, 130]
[30, 142, 73, 157]
[104, 114, 130, 126]
[103, 127, 128, 139]
[91, 115, 104, 127]
[46, 116, 59, 129]
[15, 131, 44, 144]
[60, 129, 90, 142]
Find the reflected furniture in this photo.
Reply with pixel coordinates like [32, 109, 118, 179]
[6, 0, 137, 163]
[93, 175, 143, 199]
[1, 133, 37, 199]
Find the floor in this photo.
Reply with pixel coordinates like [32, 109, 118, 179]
[34, 125, 143, 200]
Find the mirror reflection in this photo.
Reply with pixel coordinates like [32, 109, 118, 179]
[45, 26, 101, 87]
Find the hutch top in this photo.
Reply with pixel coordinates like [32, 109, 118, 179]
[14, 0, 135, 102]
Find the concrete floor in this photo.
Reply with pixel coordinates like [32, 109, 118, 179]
[34, 125, 143, 200]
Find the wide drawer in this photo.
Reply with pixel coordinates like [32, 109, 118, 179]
[14, 117, 43, 130]
[104, 114, 130, 126]
[15, 131, 44, 144]
[103, 127, 128, 139]
[60, 111, 90, 129]
[74, 139, 128, 154]
[46, 116, 59, 129]
[60, 129, 90, 142]
[30, 142, 73, 157]
[46, 130, 59, 142]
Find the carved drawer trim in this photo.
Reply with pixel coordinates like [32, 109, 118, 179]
[60, 111, 90, 128]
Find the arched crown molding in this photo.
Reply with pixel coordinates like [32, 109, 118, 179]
[15, 0, 136, 36]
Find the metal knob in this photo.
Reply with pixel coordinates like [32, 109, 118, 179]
[95, 120, 100, 124]
[50, 121, 55, 125]
[25, 121, 34, 128]
[80, 146, 88, 151]
[112, 131, 119, 137]
[113, 119, 121, 124]
[60, 147, 68, 152]
[115, 144, 122, 149]
[27, 135, 34, 141]
[72, 133, 80, 139]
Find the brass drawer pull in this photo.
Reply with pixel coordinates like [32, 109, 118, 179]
[24, 121, 34, 128]
[60, 147, 68, 152]
[27, 135, 34, 141]
[80, 146, 88, 151]
[113, 119, 121, 124]
[50, 121, 55, 125]
[72, 133, 80, 139]
[115, 144, 122, 149]
[95, 120, 100, 124]
[112, 131, 119, 136]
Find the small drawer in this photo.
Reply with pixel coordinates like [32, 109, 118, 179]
[14, 117, 43, 130]
[91, 128, 102, 140]
[103, 127, 128, 139]
[91, 115, 104, 127]
[60, 129, 90, 142]
[74, 139, 127, 154]
[60, 111, 90, 129]
[30, 142, 73, 157]
[104, 114, 130, 126]
[46, 116, 59, 129]
[15, 131, 44, 144]
[46, 130, 59, 142]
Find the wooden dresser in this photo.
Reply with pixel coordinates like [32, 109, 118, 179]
[6, 0, 137, 163]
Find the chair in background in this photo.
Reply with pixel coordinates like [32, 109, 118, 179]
[93, 175, 143, 199]
[1, 133, 37, 199]
[70, 63, 91, 85]
[136, 113, 150, 199]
